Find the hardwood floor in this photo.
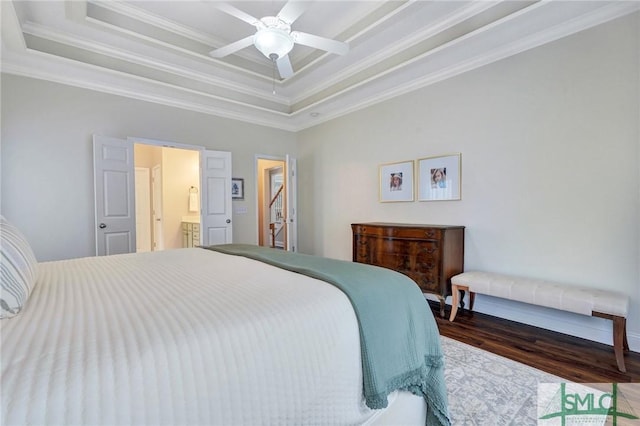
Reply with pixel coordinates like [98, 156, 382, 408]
[429, 301, 640, 383]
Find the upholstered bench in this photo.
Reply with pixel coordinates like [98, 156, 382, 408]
[448, 271, 630, 372]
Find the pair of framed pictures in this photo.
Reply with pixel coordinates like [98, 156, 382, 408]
[379, 153, 461, 202]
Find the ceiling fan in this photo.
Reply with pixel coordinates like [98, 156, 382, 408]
[209, 1, 349, 79]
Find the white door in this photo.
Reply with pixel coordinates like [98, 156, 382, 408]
[134, 167, 152, 252]
[284, 155, 297, 252]
[152, 165, 164, 251]
[201, 150, 232, 246]
[93, 135, 136, 256]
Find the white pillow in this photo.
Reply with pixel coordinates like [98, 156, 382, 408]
[1, 215, 38, 319]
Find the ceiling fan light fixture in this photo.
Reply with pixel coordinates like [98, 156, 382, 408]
[254, 27, 294, 60]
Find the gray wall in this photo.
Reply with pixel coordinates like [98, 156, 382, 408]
[297, 13, 640, 350]
[1, 12, 638, 351]
[1, 76, 296, 260]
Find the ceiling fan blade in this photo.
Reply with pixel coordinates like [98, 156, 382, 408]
[209, 35, 255, 58]
[277, 1, 307, 25]
[292, 31, 349, 56]
[276, 55, 294, 79]
[215, 3, 260, 27]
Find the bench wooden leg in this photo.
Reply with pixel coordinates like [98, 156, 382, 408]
[469, 291, 476, 312]
[594, 311, 627, 373]
[623, 322, 629, 352]
[449, 285, 468, 322]
[613, 316, 627, 373]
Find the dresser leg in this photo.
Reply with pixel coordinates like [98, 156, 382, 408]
[438, 297, 446, 318]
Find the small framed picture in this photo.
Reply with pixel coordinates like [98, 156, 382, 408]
[417, 153, 461, 201]
[231, 178, 244, 200]
[379, 160, 414, 202]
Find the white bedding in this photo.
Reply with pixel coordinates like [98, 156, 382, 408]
[1, 248, 420, 425]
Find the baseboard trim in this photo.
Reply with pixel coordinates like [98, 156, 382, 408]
[432, 293, 640, 352]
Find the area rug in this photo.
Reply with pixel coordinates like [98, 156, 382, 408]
[441, 336, 564, 425]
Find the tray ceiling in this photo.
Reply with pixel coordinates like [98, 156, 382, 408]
[2, 1, 638, 131]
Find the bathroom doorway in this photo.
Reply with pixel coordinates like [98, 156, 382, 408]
[94, 135, 232, 256]
[134, 144, 200, 252]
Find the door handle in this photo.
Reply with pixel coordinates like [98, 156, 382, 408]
[99, 223, 107, 229]
[226, 219, 231, 224]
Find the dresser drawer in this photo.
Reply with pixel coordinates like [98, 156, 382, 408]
[351, 224, 442, 240]
[391, 227, 442, 240]
[351, 224, 390, 237]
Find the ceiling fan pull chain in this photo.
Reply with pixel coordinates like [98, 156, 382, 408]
[270, 54, 278, 95]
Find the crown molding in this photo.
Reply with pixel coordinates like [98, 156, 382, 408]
[21, 21, 290, 107]
[1, 0, 26, 51]
[1, 49, 298, 131]
[92, 0, 221, 46]
[83, 9, 275, 83]
[288, 1, 640, 130]
[289, 0, 499, 107]
[2, 1, 638, 132]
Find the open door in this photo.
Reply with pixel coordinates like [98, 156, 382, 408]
[93, 135, 136, 256]
[134, 167, 152, 252]
[200, 150, 233, 246]
[151, 164, 164, 251]
[95, 136, 222, 253]
[284, 155, 297, 252]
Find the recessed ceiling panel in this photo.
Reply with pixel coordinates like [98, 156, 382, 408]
[2, 0, 637, 130]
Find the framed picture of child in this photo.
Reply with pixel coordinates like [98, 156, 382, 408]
[417, 153, 461, 201]
[379, 160, 414, 202]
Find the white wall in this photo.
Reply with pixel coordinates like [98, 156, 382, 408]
[297, 13, 640, 351]
[0, 75, 297, 260]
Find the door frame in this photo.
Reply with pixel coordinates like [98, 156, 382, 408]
[255, 155, 284, 246]
[255, 154, 297, 251]
[267, 166, 284, 247]
[134, 167, 152, 252]
[129, 137, 203, 151]
[130, 137, 204, 249]
[151, 164, 164, 251]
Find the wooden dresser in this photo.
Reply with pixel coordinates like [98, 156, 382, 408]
[351, 222, 465, 317]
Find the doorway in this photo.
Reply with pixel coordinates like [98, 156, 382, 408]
[133, 144, 200, 252]
[256, 156, 296, 251]
[257, 158, 285, 248]
[94, 135, 234, 256]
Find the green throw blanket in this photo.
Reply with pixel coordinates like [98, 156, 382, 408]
[202, 244, 450, 426]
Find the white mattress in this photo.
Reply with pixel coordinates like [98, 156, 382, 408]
[1, 248, 396, 425]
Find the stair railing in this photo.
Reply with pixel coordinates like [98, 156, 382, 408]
[269, 184, 284, 248]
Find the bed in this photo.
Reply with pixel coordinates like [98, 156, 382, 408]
[1, 216, 449, 425]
